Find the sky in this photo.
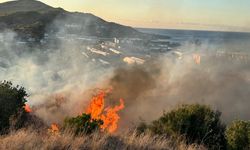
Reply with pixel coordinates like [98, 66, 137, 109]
[1, 0, 250, 32]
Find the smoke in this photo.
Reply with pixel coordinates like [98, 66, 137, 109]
[0, 15, 113, 124]
[108, 65, 159, 103]
[1, 14, 250, 129]
[106, 48, 250, 128]
[162, 55, 250, 123]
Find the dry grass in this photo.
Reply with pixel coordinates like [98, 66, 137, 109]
[0, 129, 206, 150]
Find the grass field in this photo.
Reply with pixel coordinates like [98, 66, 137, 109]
[0, 129, 206, 150]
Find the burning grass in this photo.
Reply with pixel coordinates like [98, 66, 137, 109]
[85, 90, 125, 133]
[24, 104, 32, 113]
[0, 129, 206, 150]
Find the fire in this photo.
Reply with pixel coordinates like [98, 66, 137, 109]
[48, 123, 59, 134]
[193, 54, 201, 64]
[86, 91, 105, 119]
[51, 123, 59, 132]
[24, 104, 32, 113]
[86, 91, 125, 133]
[100, 99, 124, 133]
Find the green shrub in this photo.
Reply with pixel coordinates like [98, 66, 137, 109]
[226, 120, 250, 150]
[142, 104, 226, 149]
[0, 81, 28, 133]
[63, 113, 103, 135]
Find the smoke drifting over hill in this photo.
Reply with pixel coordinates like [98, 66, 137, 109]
[1, 16, 250, 130]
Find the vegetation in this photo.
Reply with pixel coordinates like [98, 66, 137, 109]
[63, 113, 103, 135]
[139, 104, 226, 149]
[0, 81, 28, 134]
[225, 120, 250, 150]
[0, 129, 205, 150]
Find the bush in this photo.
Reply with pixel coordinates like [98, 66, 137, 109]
[225, 120, 250, 150]
[141, 104, 226, 149]
[63, 113, 103, 135]
[0, 81, 28, 133]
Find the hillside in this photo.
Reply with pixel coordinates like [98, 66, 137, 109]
[0, 0, 56, 15]
[0, 0, 157, 40]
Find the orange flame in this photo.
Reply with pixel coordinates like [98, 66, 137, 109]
[48, 123, 59, 134]
[101, 99, 124, 133]
[24, 104, 32, 113]
[193, 54, 201, 64]
[86, 91, 105, 119]
[86, 91, 125, 133]
[51, 123, 59, 132]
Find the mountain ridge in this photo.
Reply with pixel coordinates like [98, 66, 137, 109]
[0, 0, 162, 40]
[0, 0, 59, 15]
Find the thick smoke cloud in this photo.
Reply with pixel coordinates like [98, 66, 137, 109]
[110, 51, 250, 127]
[108, 65, 159, 103]
[0, 16, 250, 129]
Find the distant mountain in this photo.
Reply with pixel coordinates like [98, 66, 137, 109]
[0, 0, 162, 40]
[0, 0, 56, 15]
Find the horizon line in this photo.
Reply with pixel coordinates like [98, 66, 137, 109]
[134, 26, 250, 34]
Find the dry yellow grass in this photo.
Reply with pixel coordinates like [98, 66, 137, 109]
[0, 129, 206, 150]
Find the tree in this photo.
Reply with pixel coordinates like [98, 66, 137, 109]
[0, 81, 28, 133]
[141, 104, 226, 149]
[63, 113, 103, 135]
[226, 120, 250, 150]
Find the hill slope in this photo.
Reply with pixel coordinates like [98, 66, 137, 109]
[0, 0, 156, 40]
[0, 0, 56, 15]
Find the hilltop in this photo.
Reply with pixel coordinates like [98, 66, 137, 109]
[0, 0, 157, 40]
[0, 0, 56, 15]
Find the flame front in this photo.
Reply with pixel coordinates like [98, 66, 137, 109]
[100, 99, 124, 133]
[86, 91, 105, 119]
[86, 91, 125, 133]
[24, 104, 32, 113]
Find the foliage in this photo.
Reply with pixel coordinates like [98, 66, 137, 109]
[0, 81, 28, 133]
[63, 113, 103, 135]
[140, 104, 226, 149]
[225, 120, 250, 150]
